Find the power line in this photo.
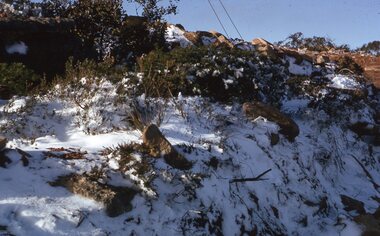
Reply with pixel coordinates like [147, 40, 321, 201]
[207, 0, 230, 39]
[217, 0, 244, 40]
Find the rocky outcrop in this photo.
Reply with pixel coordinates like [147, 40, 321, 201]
[243, 102, 299, 141]
[352, 55, 380, 88]
[248, 37, 380, 88]
[251, 38, 279, 60]
[182, 30, 234, 48]
[143, 124, 192, 170]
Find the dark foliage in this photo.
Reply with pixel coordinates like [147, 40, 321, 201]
[276, 32, 350, 52]
[357, 41, 380, 55]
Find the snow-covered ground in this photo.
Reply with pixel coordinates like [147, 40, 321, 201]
[0, 25, 378, 235]
[0, 71, 378, 235]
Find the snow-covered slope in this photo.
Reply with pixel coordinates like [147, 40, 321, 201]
[0, 67, 379, 236]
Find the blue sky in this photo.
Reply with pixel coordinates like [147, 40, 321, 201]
[30, 0, 380, 48]
[125, 0, 380, 48]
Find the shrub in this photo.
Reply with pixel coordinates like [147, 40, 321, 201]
[133, 46, 288, 103]
[64, 57, 127, 83]
[0, 63, 41, 96]
[336, 56, 363, 75]
[126, 0, 180, 50]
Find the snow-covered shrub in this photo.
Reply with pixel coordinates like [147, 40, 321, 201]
[134, 46, 289, 103]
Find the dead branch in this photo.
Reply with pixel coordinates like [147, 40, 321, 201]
[351, 155, 380, 192]
[229, 169, 272, 183]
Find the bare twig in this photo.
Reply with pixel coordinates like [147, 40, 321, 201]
[229, 169, 272, 183]
[351, 155, 380, 192]
[73, 96, 86, 110]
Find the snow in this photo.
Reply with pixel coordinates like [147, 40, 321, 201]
[6, 41, 28, 55]
[327, 74, 362, 90]
[165, 25, 193, 48]
[281, 98, 310, 113]
[0, 70, 378, 235]
[286, 56, 313, 76]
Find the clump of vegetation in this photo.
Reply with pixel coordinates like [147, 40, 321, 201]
[336, 56, 364, 75]
[2, 0, 181, 61]
[132, 46, 288, 103]
[357, 40, 380, 56]
[102, 143, 156, 195]
[68, 0, 124, 60]
[64, 58, 127, 83]
[276, 32, 350, 52]
[0, 63, 41, 96]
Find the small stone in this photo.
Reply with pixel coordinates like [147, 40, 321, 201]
[143, 124, 192, 170]
[0, 136, 7, 150]
[270, 133, 280, 146]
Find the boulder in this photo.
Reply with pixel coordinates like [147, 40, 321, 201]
[142, 124, 192, 170]
[183, 31, 215, 46]
[243, 102, 299, 141]
[280, 47, 314, 64]
[0, 136, 7, 150]
[209, 30, 223, 38]
[354, 207, 380, 235]
[213, 35, 234, 48]
[316, 54, 330, 65]
[270, 133, 280, 146]
[251, 38, 278, 60]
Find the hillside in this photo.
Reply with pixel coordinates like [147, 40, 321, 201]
[0, 25, 379, 236]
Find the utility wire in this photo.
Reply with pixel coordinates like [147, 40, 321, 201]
[217, 0, 244, 40]
[207, 0, 230, 39]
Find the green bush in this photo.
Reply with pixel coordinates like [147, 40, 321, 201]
[133, 46, 288, 103]
[64, 58, 127, 83]
[0, 63, 41, 96]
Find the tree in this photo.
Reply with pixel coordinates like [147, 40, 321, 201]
[1, 0, 40, 17]
[276, 32, 350, 52]
[40, 0, 71, 17]
[126, 0, 180, 51]
[68, 0, 124, 60]
[357, 41, 380, 56]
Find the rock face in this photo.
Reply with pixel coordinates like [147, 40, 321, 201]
[243, 102, 299, 141]
[0, 136, 7, 150]
[142, 124, 192, 170]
